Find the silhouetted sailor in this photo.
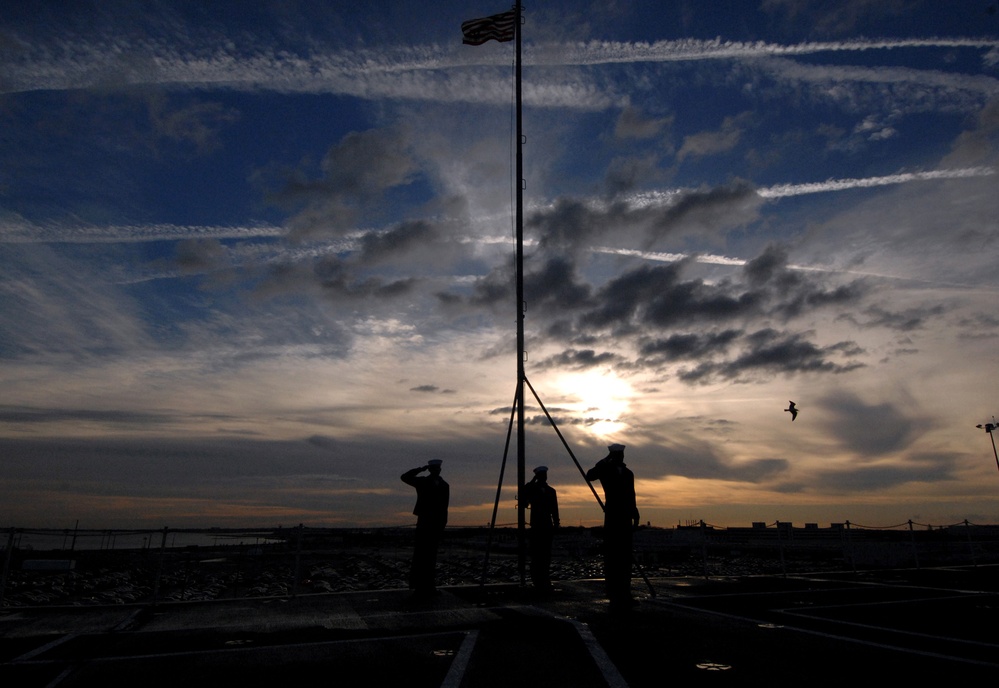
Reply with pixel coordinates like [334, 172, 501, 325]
[522, 465, 560, 592]
[401, 459, 449, 599]
[586, 443, 639, 607]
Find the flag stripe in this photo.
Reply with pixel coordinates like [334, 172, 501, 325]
[462, 9, 517, 45]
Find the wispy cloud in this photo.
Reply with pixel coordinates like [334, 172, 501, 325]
[5, 34, 996, 109]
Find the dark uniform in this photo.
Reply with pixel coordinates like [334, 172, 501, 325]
[401, 460, 449, 598]
[585, 444, 639, 606]
[522, 466, 560, 591]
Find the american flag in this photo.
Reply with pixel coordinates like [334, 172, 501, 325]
[461, 8, 516, 46]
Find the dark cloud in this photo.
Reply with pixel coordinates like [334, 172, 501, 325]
[311, 255, 420, 301]
[175, 238, 227, 272]
[677, 329, 865, 383]
[840, 304, 945, 331]
[277, 127, 419, 241]
[944, 99, 999, 167]
[306, 435, 341, 451]
[644, 277, 761, 328]
[744, 244, 868, 320]
[958, 312, 999, 330]
[469, 264, 514, 309]
[645, 181, 762, 245]
[676, 112, 752, 163]
[359, 220, 437, 263]
[523, 257, 592, 313]
[775, 282, 865, 320]
[528, 198, 626, 253]
[356, 217, 473, 272]
[484, 402, 613, 428]
[604, 153, 666, 197]
[319, 129, 416, 195]
[540, 317, 584, 342]
[639, 329, 742, 361]
[654, 437, 790, 482]
[467, 252, 592, 315]
[769, 481, 807, 494]
[145, 94, 240, 155]
[368, 277, 419, 298]
[527, 181, 762, 255]
[817, 453, 960, 491]
[733, 458, 791, 482]
[580, 261, 688, 330]
[538, 348, 618, 370]
[0, 405, 179, 426]
[614, 106, 672, 140]
[524, 413, 618, 428]
[577, 259, 769, 334]
[258, 215, 473, 317]
[577, 246, 866, 336]
[819, 390, 928, 457]
[408, 384, 455, 395]
[956, 312, 999, 340]
[744, 244, 794, 287]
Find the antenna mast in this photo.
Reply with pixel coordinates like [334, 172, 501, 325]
[514, 0, 527, 585]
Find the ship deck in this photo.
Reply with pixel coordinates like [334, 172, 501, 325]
[3, 565, 999, 686]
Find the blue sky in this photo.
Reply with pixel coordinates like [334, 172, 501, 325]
[2, 0, 998, 530]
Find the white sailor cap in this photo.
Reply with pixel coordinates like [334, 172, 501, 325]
[608, 443, 626, 452]
[427, 459, 443, 466]
[533, 465, 548, 473]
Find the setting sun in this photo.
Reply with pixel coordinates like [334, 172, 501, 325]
[557, 370, 633, 438]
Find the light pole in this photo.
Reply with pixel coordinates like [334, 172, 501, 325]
[976, 417, 999, 474]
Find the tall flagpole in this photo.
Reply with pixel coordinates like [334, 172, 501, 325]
[514, 0, 527, 585]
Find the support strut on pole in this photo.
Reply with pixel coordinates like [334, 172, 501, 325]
[481, 390, 518, 587]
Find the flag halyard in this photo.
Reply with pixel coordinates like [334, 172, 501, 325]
[461, 8, 517, 45]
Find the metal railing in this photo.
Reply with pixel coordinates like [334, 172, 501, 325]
[4, 520, 998, 608]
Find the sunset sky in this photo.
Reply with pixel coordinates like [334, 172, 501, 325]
[2, 1, 998, 531]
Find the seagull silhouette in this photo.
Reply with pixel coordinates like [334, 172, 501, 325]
[784, 401, 797, 421]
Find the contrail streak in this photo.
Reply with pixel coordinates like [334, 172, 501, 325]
[0, 222, 283, 244]
[5, 35, 997, 96]
[757, 167, 996, 198]
[625, 167, 995, 208]
[539, 36, 999, 66]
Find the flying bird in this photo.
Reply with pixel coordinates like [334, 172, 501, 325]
[784, 401, 797, 421]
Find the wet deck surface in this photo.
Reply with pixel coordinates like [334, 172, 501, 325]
[3, 565, 999, 686]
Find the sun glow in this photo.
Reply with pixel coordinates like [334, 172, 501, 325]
[557, 369, 633, 438]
